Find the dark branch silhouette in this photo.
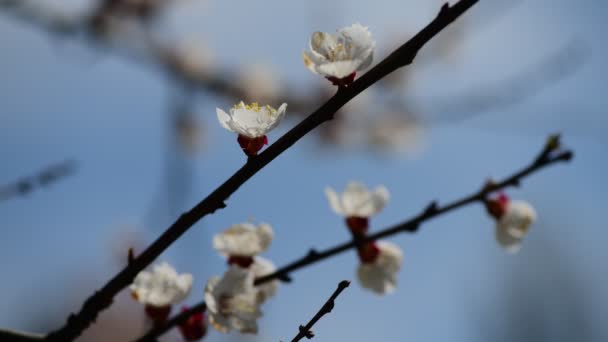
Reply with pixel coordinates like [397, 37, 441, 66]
[41, 1, 479, 340]
[0, 160, 77, 203]
[138, 134, 572, 340]
[291, 280, 351, 342]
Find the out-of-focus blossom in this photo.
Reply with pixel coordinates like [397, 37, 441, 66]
[213, 222, 273, 259]
[130, 262, 193, 322]
[174, 110, 204, 155]
[486, 194, 537, 253]
[239, 63, 282, 102]
[325, 181, 390, 224]
[367, 115, 425, 157]
[217, 102, 287, 157]
[250, 256, 278, 304]
[303, 23, 375, 86]
[204, 266, 262, 334]
[178, 306, 207, 341]
[130, 262, 193, 307]
[168, 41, 216, 80]
[357, 241, 403, 295]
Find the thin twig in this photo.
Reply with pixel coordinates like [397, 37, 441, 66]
[290, 280, 351, 342]
[138, 134, 573, 340]
[42, 2, 478, 340]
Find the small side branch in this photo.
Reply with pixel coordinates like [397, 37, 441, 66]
[290, 280, 351, 342]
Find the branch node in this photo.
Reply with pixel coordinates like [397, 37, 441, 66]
[423, 201, 439, 216]
[277, 273, 293, 283]
[307, 248, 320, 259]
[128, 248, 135, 265]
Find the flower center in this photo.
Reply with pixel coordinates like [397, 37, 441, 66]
[233, 102, 277, 114]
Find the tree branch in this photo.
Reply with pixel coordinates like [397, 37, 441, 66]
[290, 280, 351, 342]
[42, 1, 478, 340]
[255, 135, 572, 285]
[138, 134, 573, 340]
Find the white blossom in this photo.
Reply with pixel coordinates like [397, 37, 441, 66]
[205, 266, 262, 334]
[130, 262, 193, 307]
[325, 181, 390, 218]
[250, 256, 278, 304]
[357, 241, 403, 295]
[213, 222, 273, 257]
[217, 102, 287, 138]
[303, 23, 375, 80]
[495, 200, 537, 253]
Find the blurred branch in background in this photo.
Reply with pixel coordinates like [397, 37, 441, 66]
[421, 39, 590, 123]
[0, 160, 77, 203]
[0, 0, 589, 157]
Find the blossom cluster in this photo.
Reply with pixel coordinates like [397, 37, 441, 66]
[205, 222, 278, 333]
[326, 181, 403, 295]
[125, 21, 542, 340]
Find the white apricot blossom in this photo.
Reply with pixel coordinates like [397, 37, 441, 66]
[250, 256, 279, 304]
[213, 222, 273, 257]
[204, 266, 262, 334]
[217, 102, 287, 139]
[357, 241, 403, 295]
[325, 181, 390, 218]
[303, 23, 375, 84]
[130, 262, 193, 307]
[495, 200, 537, 253]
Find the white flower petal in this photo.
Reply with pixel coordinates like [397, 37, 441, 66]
[326, 181, 390, 218]
[325, 187, 345, 215]
[495, 200, 536, 252]
[251, 256, 278, 304]
[495, 225, 523, 254]
[213, 222, 274, 257]
[205, 266, 262, 334]
[310, 31, 338, 59]
[304, 24, 375, 80]
[317, 60, 360, 79]
[130, 262, 193, 307]
[217, 102, 287, 138]
[216, 108, 234, 132]
[357, 241, 402, 295]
